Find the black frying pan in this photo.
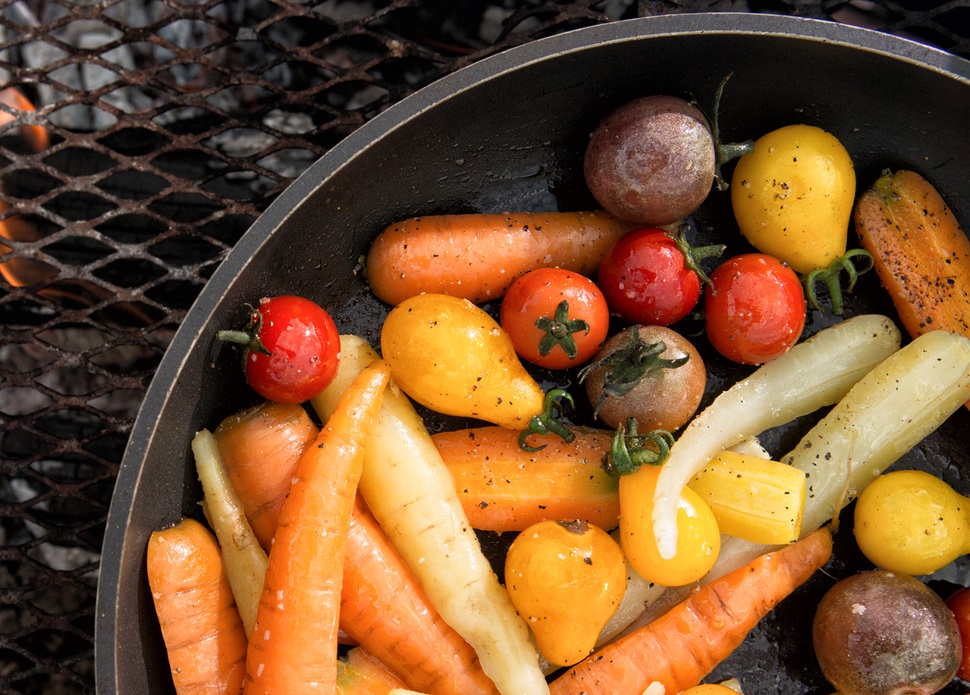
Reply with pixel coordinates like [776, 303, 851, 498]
[95, 13, 970, 694]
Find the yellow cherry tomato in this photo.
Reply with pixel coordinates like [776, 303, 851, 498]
[504, 519, 627, 667]
[854, 469, 970, 575]
[619, 464, 720, 586]
[380, 293, 547, 429]
[731, 124, 855, 274]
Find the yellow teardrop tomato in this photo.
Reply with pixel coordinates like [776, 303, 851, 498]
[504, 519, 627, 667]
[619, 464, 720, 586]
[854, 469, 970, 576]
[380, 293, 546, 429]
[731, 124, 855, 274]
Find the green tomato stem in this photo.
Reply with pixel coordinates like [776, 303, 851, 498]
[709, 72, 754, 191]
[578, 326, 690, 421]
[534, 299, 589, 359]
[665, 225, 725, 290]
[519, 388, 576, 452]
[216, 305, 272, 356]
[802, 249, 875, 315]
[605, 418, 675, 475]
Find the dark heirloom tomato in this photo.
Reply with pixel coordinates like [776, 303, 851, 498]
[596, 228, 703, 327]
[219, 295, 341, 404]
[500, 268, 609, 369]
[704, 253, 806, 365]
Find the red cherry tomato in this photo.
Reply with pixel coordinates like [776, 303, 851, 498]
[704, 253, 806, 365]
[500, 268, 609, 369]
[597, 228, 702, 326]
[222, 295, 341, 403]
[946, 587, 970, 681]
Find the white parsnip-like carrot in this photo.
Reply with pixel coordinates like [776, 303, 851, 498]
[193, 428, 268, 639]
[313, 334, 550, 695]
[649, 314, 901, 560]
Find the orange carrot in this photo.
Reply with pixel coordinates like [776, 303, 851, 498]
[342, 497, 499, 695]
[147, 517, 248, 695]
[549, 526, 833, 695]
[214, 401, 317, 550]
[336, 647, 409, 695]
[431, 425, 619, 532]
[215, 400, 497, 694]
[855, 169, 970, 346]
[244, 360, 391, 695]
[365, 211, 635, 305]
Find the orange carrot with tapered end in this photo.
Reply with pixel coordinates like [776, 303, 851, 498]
[855, 169, 970, 343]
[550, 526, 833, 695]
[213, 400, 497, 694]
[214, 401, 318, 551]
[147, 517, 248, 695]
[343, 497, 499, 695]
[365, 211, 635, 306]
[855, 169, 970, 409]
[244, 360, 391, 695]
[336, 647, 409, 695]
[431, 426, 619, 532]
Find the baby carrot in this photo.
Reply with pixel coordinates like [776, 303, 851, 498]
[244, 360, 391, 695]
[214, 401, 318, 550]
[147, 517, 248, 695]
[336, 647, 409, 695]
[343, 497, 499, 695]
[431, 425, 619, 532]
[213, 400, 496, 694]
[549, 526, 833, 695]
[365, 211, 634, 306]
[313, 335, 550, 695]
[855, 169, 970, 345]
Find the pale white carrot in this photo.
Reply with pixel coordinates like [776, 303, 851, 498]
[192, 428, 267, 638]
[312, 334, 549, 695]
[650, 314, 901, 560]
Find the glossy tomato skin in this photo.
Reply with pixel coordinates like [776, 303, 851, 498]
[500, 268, 609, 369]
[597, 227, 701, 326]
[704, 253, 806, 365]
[244, 295, 341, 403]
[946, 587, 970, 682]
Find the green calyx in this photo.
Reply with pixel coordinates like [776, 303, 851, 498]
[665, 225, 725, 290]
[519, 388, 576, 453]
[535, 299, 589, 360]
[605, 418, 675, 475]
[709, 72, 755, 191]
[802, 248, 874, 315]
[578, 326, 689, 420]
[216, 304, 272, 356]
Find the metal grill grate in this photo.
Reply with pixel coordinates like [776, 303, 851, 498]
[1, 1, 969, 692]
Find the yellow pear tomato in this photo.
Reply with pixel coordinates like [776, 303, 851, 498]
[619, 463, 720, 586]
[504, 519, 627, 667]
[380, 293, 549, 430]
[731, 124, 855, 275]
[854, 469, 970, 576]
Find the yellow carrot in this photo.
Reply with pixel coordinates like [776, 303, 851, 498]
[313, 334, 550, 695]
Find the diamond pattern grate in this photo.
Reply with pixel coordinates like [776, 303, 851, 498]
[1, 1, 969, 692]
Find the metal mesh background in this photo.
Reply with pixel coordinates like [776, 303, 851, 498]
[1, 0, 969, 692]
